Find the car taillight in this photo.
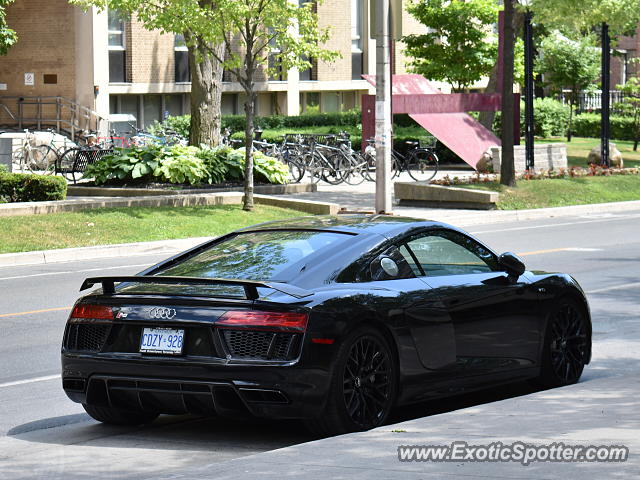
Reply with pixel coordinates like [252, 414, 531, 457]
[70, 304, 113, 320]
[218, 311, 309, 332]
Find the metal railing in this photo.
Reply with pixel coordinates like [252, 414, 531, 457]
[0, 96, 107, 141]
[559, 90, 631, 115]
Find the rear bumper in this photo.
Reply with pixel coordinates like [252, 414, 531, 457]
[62, 354, 330, 420]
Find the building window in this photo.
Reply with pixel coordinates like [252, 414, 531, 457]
[299, 55, 317, 81]
[108, 9, 127, 83]
[351, 0, 364, 80]
[268, 32, 284, 81]
[174, 34, 191, 83]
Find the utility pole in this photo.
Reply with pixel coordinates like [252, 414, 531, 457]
[375, 0, 392, 214]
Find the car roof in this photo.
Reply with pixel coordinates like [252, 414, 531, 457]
[237, 214, 447, 238]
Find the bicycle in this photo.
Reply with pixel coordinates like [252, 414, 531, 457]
[391, 138, 439, 182]
[11, 130, 55, 174]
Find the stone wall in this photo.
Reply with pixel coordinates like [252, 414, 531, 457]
[490, 144, 568, 173]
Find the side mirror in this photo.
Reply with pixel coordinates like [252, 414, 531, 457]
[499, 252, 526, 278]
[370, 255, 400, 280]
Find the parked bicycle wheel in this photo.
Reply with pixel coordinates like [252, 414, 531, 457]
[406, 149, 438, 182]
[321, 152, 346, 185]
[32, 145, 57, 175]
[57, 148, 81, 183]
[306, 152, 325, 184]
[390, 152, 402, 179]
[337, 153, 366, 186]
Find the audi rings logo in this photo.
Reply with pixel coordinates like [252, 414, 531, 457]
[148, 307, 177, 320]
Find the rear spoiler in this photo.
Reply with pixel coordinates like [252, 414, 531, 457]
[80, 276, 313, 300]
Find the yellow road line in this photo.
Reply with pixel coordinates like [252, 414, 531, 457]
[0, 306, 71, 318]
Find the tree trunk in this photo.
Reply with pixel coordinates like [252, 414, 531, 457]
[479, 68, 498, 131]
[567, 96, 574, 142]
[500, 0, 516, 187]
[480, 10, 524, 133]
[634, 109, 639, 151]
[243, 86, 257, 211]
[187, 34, 224, 147]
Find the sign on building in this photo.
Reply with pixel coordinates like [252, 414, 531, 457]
[24, 73, 35, 86]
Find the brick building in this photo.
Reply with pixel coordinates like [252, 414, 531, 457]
[0, 0, 430, 134]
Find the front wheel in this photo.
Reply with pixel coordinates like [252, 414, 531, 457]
[305, 328, 397, 437]
[535, 299, 590, 388]
[83, 404, 159, 426]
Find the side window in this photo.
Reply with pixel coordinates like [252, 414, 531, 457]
[404, 231, 498, 277]
[398, 244, 421, 276]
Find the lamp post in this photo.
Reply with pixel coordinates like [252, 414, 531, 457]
[522, 1, 535, 172]
[601, 22, 611, 168]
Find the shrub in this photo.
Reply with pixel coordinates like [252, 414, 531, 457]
[572, 113, 636, 140]
[83, 146, 163, 185]
[155, 145, 211, 185]
[83, 144, 289, 186]
[0, 171, 67, 202]
[531, 98, 570, 137]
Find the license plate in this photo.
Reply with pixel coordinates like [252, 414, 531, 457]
[140, 327, 184, 355]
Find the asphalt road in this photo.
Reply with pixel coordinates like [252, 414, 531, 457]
[0, 210, 638, 479]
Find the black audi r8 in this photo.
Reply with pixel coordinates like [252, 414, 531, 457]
[62, 215, 592, 435]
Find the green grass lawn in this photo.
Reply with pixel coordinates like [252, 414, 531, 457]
[542, 137, 640, 168]
[0, 204, 303, 254]
[463, 175, 640, 210]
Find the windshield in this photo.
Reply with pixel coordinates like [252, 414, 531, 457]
[156, 230, 351, 281]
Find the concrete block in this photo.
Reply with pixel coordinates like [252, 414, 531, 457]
[253, 194, 340, 215]
[491, 143, 567, 173]
[395, 182, 499, 210]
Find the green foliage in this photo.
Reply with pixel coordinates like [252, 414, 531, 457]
[615, 76, 640, 146]
[0, 171, 67, 202]
[530, 0, 640, 37]
[403, 0, 499, 91]
[83, 144, 289, 186]
[83, 146, 163, 184]
[572, 113, 636, 140]
[537, 34, 600, 98]
[531, 98, 571, 137]
[148, 115, 191, 139]
[0, 0, 17, 55]
[154, 145, 211, 185]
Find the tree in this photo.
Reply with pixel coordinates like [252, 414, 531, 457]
[531, 0, 640, 36]
[537, 33, 599, 141]
[188, 0, 337, 210]
[70, 0, 225, 147]
[616, 76, 640, 150]
[403, 0, 499, 92]
[0, 0, 17, 55]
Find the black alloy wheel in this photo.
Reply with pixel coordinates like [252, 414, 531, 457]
[537, 300, 590, 388]
[342, 336, 393, 429]
[305, 328, 396, 437]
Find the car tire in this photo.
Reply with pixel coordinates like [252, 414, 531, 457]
[305, 327, 397, 437]
[83, 404, 159, 426]
[534, 298, 591, 389]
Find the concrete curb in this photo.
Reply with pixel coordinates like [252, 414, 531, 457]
[0, 199, 638, 268]
[0, 192, 340, 217]
[440, 199, 640, 227]
[67, 182, 317, 197]
[0, 237, 212, 268]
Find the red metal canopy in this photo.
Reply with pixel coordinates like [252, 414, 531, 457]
[362, 74, 506, 170]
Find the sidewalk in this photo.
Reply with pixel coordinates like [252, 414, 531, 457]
[157, 373, 640, 479]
